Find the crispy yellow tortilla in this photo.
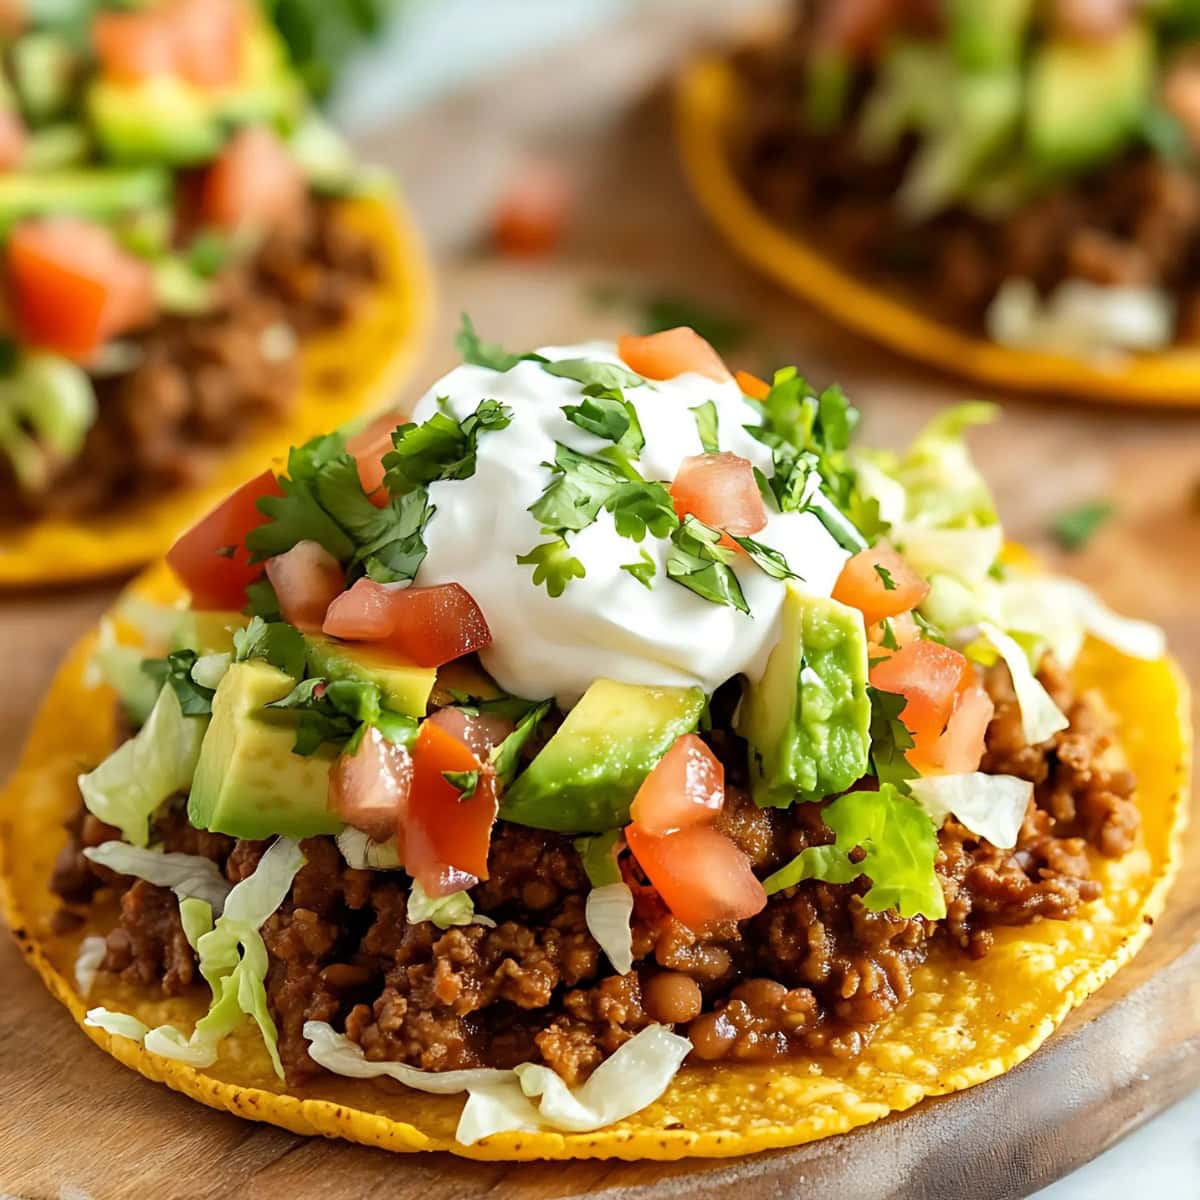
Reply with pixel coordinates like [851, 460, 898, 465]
[0, 563, 1190, 1161]
[676, 57, 1200, 408]
[0, 194, 433, 588]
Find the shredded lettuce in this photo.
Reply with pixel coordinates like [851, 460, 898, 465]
[74, 935, 108, 997]
[978, 621, 1069, 744]
[84, 619, 160, 725]
[896, 524, 1003, 584]
[303, 1020, 691, 1144]
[335, 828, 403, 870]
[77, 685, 207, 846]
[83, 842, 231, 914]
[584, 882, 634, 976]
[573, 831, 623, 887]
[82, 838, 305, 1078]
[908, 774, 1032, 850]
[406, 881, 495, 931]
[190, 652, 231, 691]
[762, 784, 946, 920]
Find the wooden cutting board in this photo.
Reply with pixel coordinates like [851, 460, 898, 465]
[1, 7, 1197, 1197]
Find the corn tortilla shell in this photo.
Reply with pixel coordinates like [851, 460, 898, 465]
[676, 57, 1200, 408]
[0, 194, 433, 587]
[0, 562, 1189, 1160]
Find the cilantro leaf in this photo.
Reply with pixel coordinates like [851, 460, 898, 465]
[762, 784, 944, 919]
[490, 699, 552, 787]
[443, 769, 480, 801]
[690, 399, 720, 453]
[517, 537, 587, 597]
[141, 650, 215, 716]
[874, 564, 897, 591]
[666, 516, 749, 614]
[382, 398, 513, 497]
[455, 313, 546, 371]
[528, 443, 625, 532]
[247, 470, 355, 564]
[542, 358, 645, 391]
[1050, 500, 1114, 552]
[867, 685, 918, 789]
[232, 617, 307, 679]
[620, 548, 657, 589]
[878, 619, 900, 652]
[562, 385, 645, 456]
[605, 479, 678, 542]
[264, 676, 416, 756]
[243, 577, 281, 620]
[730, 533, 799, 581]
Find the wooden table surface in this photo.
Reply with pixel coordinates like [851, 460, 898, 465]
[1, 8, 1197, 1199]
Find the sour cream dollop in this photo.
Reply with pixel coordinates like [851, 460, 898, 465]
[410, 342, 849, 705]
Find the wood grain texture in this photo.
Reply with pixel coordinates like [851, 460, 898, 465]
[1, 5, 1197, 1197]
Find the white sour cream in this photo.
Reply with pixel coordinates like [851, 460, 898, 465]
[410, 342, 849, 705]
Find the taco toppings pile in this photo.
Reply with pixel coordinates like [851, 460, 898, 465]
[733, 0, 1200, 360]
[0, 0, 381, 522]
[37, 322, 1173, 1146]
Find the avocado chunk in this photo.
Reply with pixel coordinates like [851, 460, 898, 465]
[11, 33, 78, 124]
[948, 0, 1032, 70]
[0, 166, 169, 234]
[500, 679, 706, 833]
[737, 587, 871, 808]
[1027, 22, 1154, 174]
[171, 610, 249, 656]
[305, 635, 436, 719]
[88, 77, 223, 166]
[188, 660, 340, 840]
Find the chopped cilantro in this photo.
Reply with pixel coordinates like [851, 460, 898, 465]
[491, 700, 552, 787]
[455, 313, 546, 371]
[730, 533, 799, 581]
[517, 537, 587, 597]
[878, 619, 900, 651]
[874, 564, 897, 591]
[232, 617, 307, 680]
[621, 548, 657, 589]
[242, 577, 281, 620]
[866, 685, 917, 789]
[382, 398, 513, 497]
[543, 358, 645, 391]
[265, 675, 417, 756]
[666, 516, 749, 614]
[562, 386, 644, 455]
[443, 769, 480, 801]
[690, 399, 720, 453]
[1050, 500, 1114, 552]
[528, 443, 627, 533]
[605, 479, 678, 542]
[141, 650, 215, 716]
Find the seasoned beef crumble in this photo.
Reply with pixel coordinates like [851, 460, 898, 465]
[0, 199, 379, 522]
[51, 657, 1139, 1087]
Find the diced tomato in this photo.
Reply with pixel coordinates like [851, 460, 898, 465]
[492, 159, 572, 257]
[346, 411, 401, 504]
[734, 369, 770, 401]
[427, 706, 514, 762]
[617, 327, 732, 383]
[870, 640, 971, 769]
[629, 733, 724, 836]
[7, 219, 155, 360]
[323, 579, 492, 669]
[199, 126, 306, 233]
[165, 470, 282, 609]
[832, 542, 929, 628]
[406, 720, 498, 892]
[1050, 0, 1130, 41]
[0, 0, 26, 38]
[0, 110, 26, 172]
[815, 0, 903, 55]
[625, 824, 766, 931]
[264, 539, 345, 633]
[328, 726, 413, 846]
[169, 0, 245, 87]
[924, 672, 994, 776]
[669, 452, 767, 544]
[93, 0, 245, 86]
[93, 8, 177, 83]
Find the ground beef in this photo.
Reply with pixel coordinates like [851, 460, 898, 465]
[733, 8, 1200, 340]
[51, 656, 1140, 1086]
[0, 200, 379, 521]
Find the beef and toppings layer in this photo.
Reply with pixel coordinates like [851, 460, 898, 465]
[50, 324, 1164, 1126]
[0, 0, 380, 521]
[733, 0, 1200, 357]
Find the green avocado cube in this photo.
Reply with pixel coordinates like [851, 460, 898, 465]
[188, 659, 340, 841]
[500, 678, 706, 834]
[738, 587, 871, 808]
